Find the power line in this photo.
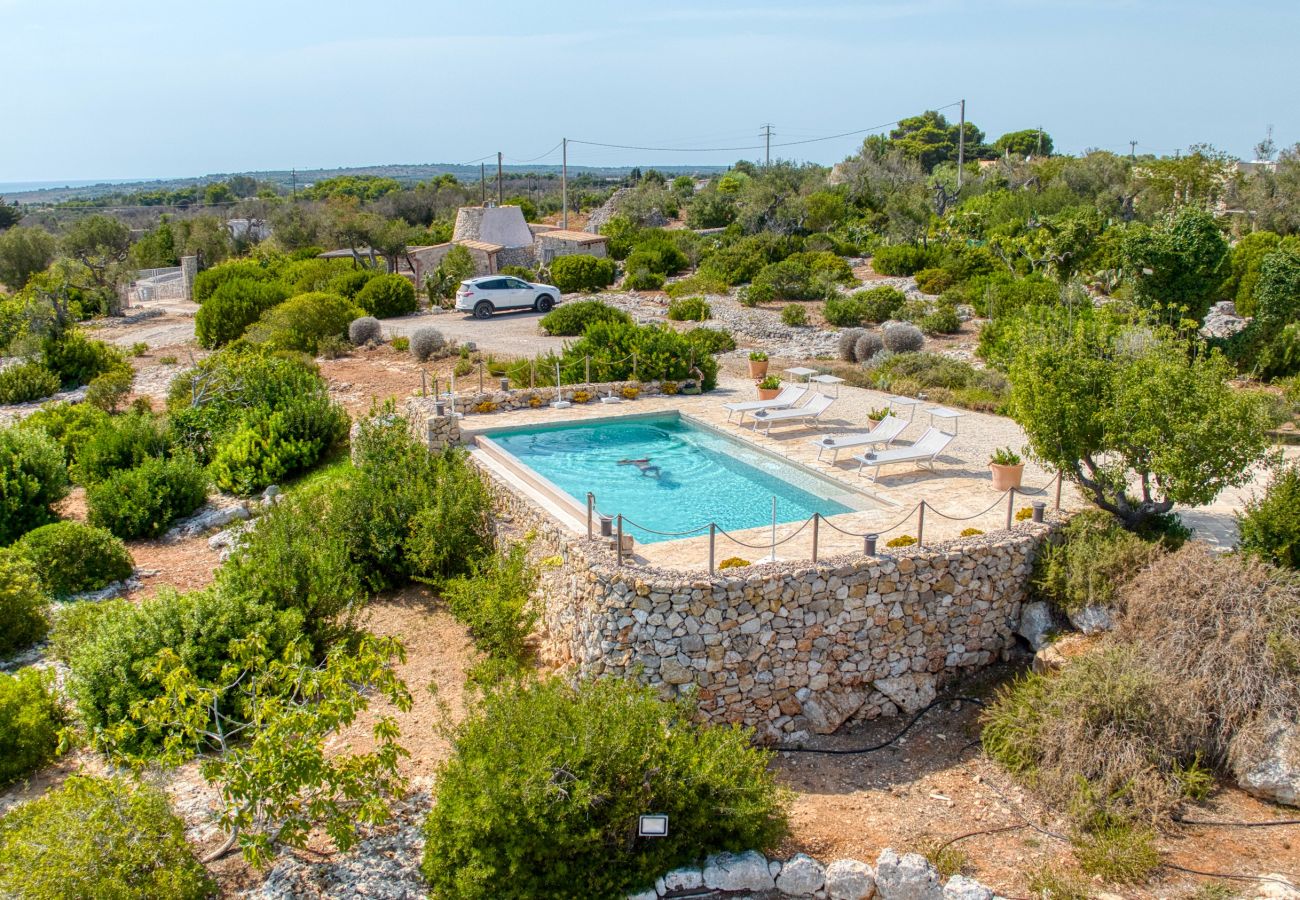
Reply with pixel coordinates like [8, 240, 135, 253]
[504, 141, 564, 164]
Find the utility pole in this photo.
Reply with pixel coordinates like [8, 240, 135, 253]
[561, 137, 569, 230]
[497, 151, 503, 206]
[291, 168, 297, 201]
[761, 124, 773, 167]
[1036, 126, 1044, 157]
[1129, 140, 1138, 161]
[956, 99, 966, 189]
[480, 163, 486, 205]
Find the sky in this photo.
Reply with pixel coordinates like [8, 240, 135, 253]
[2, 0, 1297, 183]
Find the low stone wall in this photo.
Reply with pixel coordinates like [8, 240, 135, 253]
[422, 379, 684, 417]
[482, 465, 1054, 743]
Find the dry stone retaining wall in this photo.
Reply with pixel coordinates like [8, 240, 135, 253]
[407, 380, 676, 424]
[484, 466, 1053, 742]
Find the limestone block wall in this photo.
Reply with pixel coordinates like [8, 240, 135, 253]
[411, 380, 675, 418]
[483, 466, 1054, 743]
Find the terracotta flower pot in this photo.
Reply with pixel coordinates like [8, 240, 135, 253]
[748, 359, 769, 379]
[757, 387, 781, 400]
[990, 462, 1025, 491]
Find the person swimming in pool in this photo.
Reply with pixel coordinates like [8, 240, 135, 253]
[618, 458, 661, 477]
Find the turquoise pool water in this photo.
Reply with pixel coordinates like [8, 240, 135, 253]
[485, 414, 859, 543]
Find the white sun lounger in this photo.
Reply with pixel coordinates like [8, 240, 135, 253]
[724, 386, 807, 423]
[750, 393, 835, 433]
[852, 427, 954, 481]
[808, 414, 908, 463]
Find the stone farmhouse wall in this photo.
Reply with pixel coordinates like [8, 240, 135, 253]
[483, 465, 1054, 743]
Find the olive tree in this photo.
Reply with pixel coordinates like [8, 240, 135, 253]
[1008, 322, 1271, 530]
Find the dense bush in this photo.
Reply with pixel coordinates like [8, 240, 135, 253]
[15, 402, 107, 466]
[327, 267, 380, 299]
[41, 330, 128, 389]
[14, 522, 133, 596]
[867, 351, 1009, 411]
[498, 264, 538, 280]
[854, 331, 884, 362]
[749, 251, 853, 302]
[538, 300, 632, 336]
[1032, 510, 1165, 613]
[193, 258, 278, 301]
[421, 678, 788, 899]
[245, 291, 362, 354]
[195, 277, 289, 349]
[823, 286, 907, 327]
[85, 367, 133, 412]
[549, 254, 617, 293]
[0, 549, 48, 656]
[683, 327, 737, 355]
[208, 393, 349, 494]
[66, 588, 302, 753]
[441, 546, 537, 677]
[86, 455, 208, 539]
[624, 231, 689, 276]
[1236, 462, 1300, 569]
[562, 321, 719, 391]
[0, 667, 64, 784]
[837, 327, 866, 361]
[871, 244, 935, 276]
[920, 304, 961, 335]
[623, 268, 665, 291]
[71, 410, 172, 485]
[348, 315, 383, 345]
[667, 296, 710, 321]
[0, 425, 68, 544]
[409, 326, 446, 361]
[781, 304, 808, 326]
[914, 267, 955, 294]
[355, 273, 418, 318]
[0, 360, 60, 403]
[0, 775, 215, 898]
[882, 321, 925, 352]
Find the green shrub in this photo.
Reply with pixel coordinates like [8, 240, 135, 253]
[920, 304, 961, 335]
[327, 267, 380, 299]
[193, 259, 278, 301]
[400, 448, 496, 586]
[914, 267, 955, 294]
[41, 330, 127, 389]
[623, 268, 665, 291]
[245, 291, 363, 354]
[824, 286, 907, 327]
[683, 327, 736, 355]
[882, 321, 925, 352]
[85, 366, 133, 412]
[1071, 822, 1161, 883]
[0, 425, 68, 544]
[872, 244, 934, 276]
[0, 549, 49, 657]
[667, 296, 710, 321]
[781, 304, 808, 327]
[441, 546, 537, 677]
[866, 351, 1009, 412]
[16, 402, 108, 466]
[1032, 510, 1164, 614]
[624, 232, 689, 276]
[549, 254, 617, 293]
[66, 588, 302, 753]
[664, 272, 729, 298]
[538, 300, 632, 336]
[749, 253, 843, 302]
[0, 775, 215, 898]
[194, 277, 289, 348]
[1236, 462, 1300, 569]
[0, 360, 59, 403]
[208, 393, 349, 495]
[14, 522, 133, 596]
[391, 335, 409, 352]
[72, 410, 172, 485]
[355, 273, 418, 318]
[86, 455, 208, 539]
[0, 667, 63, 784]
[279, 257, 351, 295]
[421, 678, 789, 899]
[561, 321, 719, 392]
[498, 264, 538, 280]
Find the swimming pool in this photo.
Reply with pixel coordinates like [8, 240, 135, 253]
[482, 414, 865, 543]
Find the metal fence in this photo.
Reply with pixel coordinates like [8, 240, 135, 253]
[585, 473, 1063, 573]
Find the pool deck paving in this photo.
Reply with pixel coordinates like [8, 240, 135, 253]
[461, 373, 1089, 571]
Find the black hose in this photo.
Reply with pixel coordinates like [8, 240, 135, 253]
[776, 696, 985, 755]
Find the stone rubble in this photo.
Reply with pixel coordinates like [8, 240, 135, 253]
[1200, 300, 1250, 340]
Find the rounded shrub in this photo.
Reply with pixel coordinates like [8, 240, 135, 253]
[1031, 510, 1165, 614]
[192, 259, 277, 302]
[882, 321, 925, 353]
[0, 360, 60, 404]
[0, 425, 69, 544]
[781, 304, 808, 327]
[15, 402, 108, 466]
[355, 273, 418, 318]
[838, 327, 866, 361]
[0, 775, 215, 898]
[421, 678, 788, 899]
[327, 267, 380, 299]
[15, 522, 133, 597]
[854, 331, 884, 363]
[683, 327, 737, 355]
[1237, 463, 1300, 569]
[920, 304, 961, 336]
[549, 254, 617, 293]
[71, 410, 172, 485]
[208, 394, 348, 495]
[246, 292, 363, 355]
[40, 330, 127, 390]
[538, 300, 631, 336]
[194, 277, 289, 348]
[623, 268, 665, 291]
[871, 244, 933, 276]
[0, 549, 49, 657]
[410, 326, 447, 361]
[914, 267, 955, 295]
[348, 315, 383, 345]
[86, 455, 208, 540]
[666, 296, 711, 322]
[0, 667, 64, 785]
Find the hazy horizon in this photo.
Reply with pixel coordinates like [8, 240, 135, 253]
[4, 0, 1297, 183]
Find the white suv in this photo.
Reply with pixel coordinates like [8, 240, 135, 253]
[454, 275, 560, 319]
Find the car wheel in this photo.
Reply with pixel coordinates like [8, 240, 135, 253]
[535, 294, 555, 313]
[473, 301, 493, 319]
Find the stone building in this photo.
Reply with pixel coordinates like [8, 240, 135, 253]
[536, 229, 609, 265]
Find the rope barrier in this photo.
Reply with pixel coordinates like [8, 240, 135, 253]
[820, 503, 921, 539]
[716, 515, 814, 551]
[923, 493, 1011, 522]
[617, 517, 712, 539]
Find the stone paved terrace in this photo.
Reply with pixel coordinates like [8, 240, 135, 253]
[460, 372, 1089, 571]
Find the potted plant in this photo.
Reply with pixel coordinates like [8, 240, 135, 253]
[990, 447, 1025, 491]
[756, 375, 782, 400]
[748, 350, 769, 379]
[867, 406, 890, 426]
